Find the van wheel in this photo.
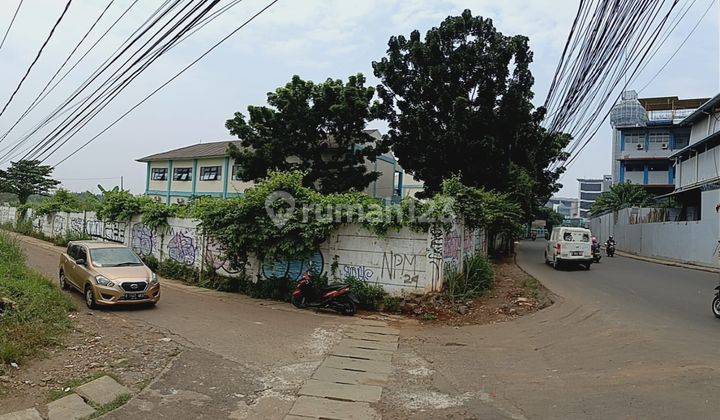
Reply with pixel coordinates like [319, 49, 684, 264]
[85, 286, 97, 309]
[553, 259, 561, 270]
[59, 271, 69, 290]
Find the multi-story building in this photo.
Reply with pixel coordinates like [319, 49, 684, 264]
[666, 92, 720, 221]
[609, 91, 708, 195]
[577, 176, 611, 218]
[137, 129, 413, 204]
[546, 196, 580, 219]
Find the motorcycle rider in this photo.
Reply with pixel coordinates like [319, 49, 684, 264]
[605, 235, 616, 257]
[605, 235, 616, 248]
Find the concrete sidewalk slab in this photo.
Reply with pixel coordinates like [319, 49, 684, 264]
[47, 394, 96, 420]
[331, 346, 393, 362]
[299, 379, 382, 403]
[339, 338, 398, 351]
[323, 355, 393, 374]
[75, 375, 131, 406]
[345, 331, 399, 343]
[312, 366, 389, 386]
[347, 325, 399, 336]
[289, 396, 379, 420]
[0, 408, 43, 420]
[354, 319, 389, 327]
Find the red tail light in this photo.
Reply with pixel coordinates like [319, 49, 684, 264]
[555, 243, 561, 253]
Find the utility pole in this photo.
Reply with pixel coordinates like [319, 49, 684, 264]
[120, 176, 124, 191]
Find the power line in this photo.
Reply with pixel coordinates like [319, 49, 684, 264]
[0, 0, 23, 50]
[0, 0, 73, 119]
[53, 0, 280, 167]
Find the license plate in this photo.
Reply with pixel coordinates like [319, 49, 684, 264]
[571, 251, 583, 256]
[123, 293, 145, 300]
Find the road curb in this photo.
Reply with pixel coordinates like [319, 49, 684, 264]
[615, 250, 719, 274]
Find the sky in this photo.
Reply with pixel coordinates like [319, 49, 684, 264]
[0, 0, 718, 197]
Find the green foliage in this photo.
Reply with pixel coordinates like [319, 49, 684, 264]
[0, 219, 89, 247]
[96, 190, 152, 222]
[344, 277, 387, 310]
[34, 189, 99, 216]
[372, 9, 570, 213]
[226, 74, 388, 194]
[381, 295, 402, 313]
[0, 160, 61, 204]
[535, 206, 565, 231]
[0, 233, 74, 364]
[444, 253, 494, 300]
[589, 182, 653, 216]
[140, 201, 180, 232]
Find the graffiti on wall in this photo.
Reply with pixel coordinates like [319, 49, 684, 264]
[0, 207, 11, 224]
[342, 264, 374, 282]
[52, 215, 65, 236]
[167, 228, 197, 266]
[262, 250, 324, 281]
[32, 217, 44, 231]
[381, 251, 419, 285]
[427, 224, 444, 291]
[203, 236, 240, 274]
[70, 217, 84, 234]
[84, 220, 126, 243]
[131, 223, 155, 257]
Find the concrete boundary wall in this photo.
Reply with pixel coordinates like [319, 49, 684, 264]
[587, 189, 720, 267]
[0, 206, 487, 295]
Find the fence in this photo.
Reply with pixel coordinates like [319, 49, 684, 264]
[0, 206, 487, 296]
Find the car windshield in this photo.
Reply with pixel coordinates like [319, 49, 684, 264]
[90, 248, 142, 267]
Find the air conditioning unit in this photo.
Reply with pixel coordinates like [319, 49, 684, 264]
[661, 143, 668, 150]
[636, 143, 644, 150]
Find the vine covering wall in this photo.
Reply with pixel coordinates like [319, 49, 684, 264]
[0, 206, 487, 295]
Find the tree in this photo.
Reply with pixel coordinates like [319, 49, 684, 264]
[225, 74, 388, 194]
[534, 206, 565, 231]
[589, 182, 652, 216]
[0, 160, 60, 204]
[372, 9, 569, 216]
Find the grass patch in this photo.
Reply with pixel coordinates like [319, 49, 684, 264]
[523, 276, 541, 299]
[87, 393, 132, 418]
[0, 232, 75, 366]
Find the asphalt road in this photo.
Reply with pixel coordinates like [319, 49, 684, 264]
[382, 240, 720, 419]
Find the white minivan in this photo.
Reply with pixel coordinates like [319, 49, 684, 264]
[545, 227, 593, 270]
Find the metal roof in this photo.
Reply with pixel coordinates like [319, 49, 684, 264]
[136, 140, 239, 162]
[678, 93, 720, 126]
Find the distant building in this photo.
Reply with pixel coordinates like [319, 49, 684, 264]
[609, 91, 709, 195]
[546, 196, 580, 219]
[577, 176, 611, 218]
[137, 129, 413, 205]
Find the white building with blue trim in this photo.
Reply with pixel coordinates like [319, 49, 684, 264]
[137, 129, 418, 204]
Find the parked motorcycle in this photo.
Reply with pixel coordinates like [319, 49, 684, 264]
[713, 284, 720, 319]
[291, 272, 358, 315]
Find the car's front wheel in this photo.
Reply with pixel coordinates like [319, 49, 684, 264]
[59, 271, 69, 290]
[85, 286, 97, 309]
[712, 296, 720, 319]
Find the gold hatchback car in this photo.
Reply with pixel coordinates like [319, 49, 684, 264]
[59, 241, 160, 309]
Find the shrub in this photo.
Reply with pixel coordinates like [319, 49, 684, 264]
[382, 295, 402, 313]
[344, 277, 387, 310]
[445, 253, 494, 299]
[0, 233, 74, 364]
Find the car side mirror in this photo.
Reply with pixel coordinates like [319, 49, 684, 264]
[75, 258, 86, 266]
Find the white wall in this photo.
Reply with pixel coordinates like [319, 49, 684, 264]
[587, 189, 720, 267]
[0, 206, 487, 296]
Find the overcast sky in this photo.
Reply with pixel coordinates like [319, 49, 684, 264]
[0, 0, 717, 197]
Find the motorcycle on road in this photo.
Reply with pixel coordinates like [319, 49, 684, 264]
[606, 241, 616, 257]
[591, 242, 602, 263]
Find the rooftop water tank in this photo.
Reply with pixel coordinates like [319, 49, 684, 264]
[610, 90, 648, 128]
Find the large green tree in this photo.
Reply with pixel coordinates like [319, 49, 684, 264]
[0, 160, 60, 204]
[225, 74, 387, 194]
[372, 9, 569, 216]
[589, 182, 652, 216]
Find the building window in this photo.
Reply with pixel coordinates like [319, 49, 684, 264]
[580, 201, 593, 210]
[648, 131, 670, 150]
[624, 132, 644, 150]
[674, 134, 689, 149]
[648, 162, 668, 171]
[580, 192, 601, 201]
[580, 182, 601, 192]
[231, 164, 242, 180]
[199, 166, 221, 181]
[151, 168, 167, 181]
[625, 162, 644, 172]
[173, 167, 192, 181]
